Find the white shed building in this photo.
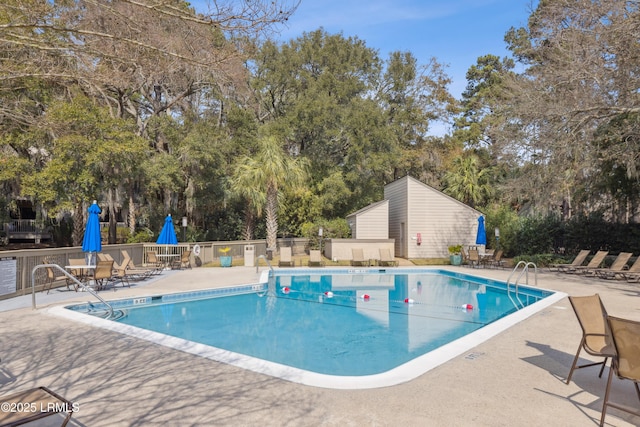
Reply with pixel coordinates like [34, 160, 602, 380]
[346, 200, 389, 239]
[384, 176, 483, 259]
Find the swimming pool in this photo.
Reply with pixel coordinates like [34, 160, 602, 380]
[53, 268, 565, 389]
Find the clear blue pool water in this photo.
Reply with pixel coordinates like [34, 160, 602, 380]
[65, 269, 555, 378]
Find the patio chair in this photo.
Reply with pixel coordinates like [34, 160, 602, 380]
[97, 252, 110, 262]
[308, 250, 325, 267]
[600, 315, 640, 426]
[111, 263, 131, 288]
[98, 252, 122, 269]
[378, 248, 399, 267]
[146, 251, 164, 272]
[467, 249, 481, 268]
[460, 246, 469, 266]
[96, 253, 134, 288]
[489, 249, 505, 269]
[550, 249, 590, 272]
[566, 294, 615, 385]
[120, 250, 155, 278]
[278, 247, 294, 267]
[350, 248, 369, 267]
[93, 260, 115, 291]
[589, 252, 633, 280]
[66, 258, 88, 290]
[98, 253, 133, 281]
[66, 257, 86, 277]
[565, 250, 609, 274]
[173, 250, 192, 269]
[620, 256, 640, 282]
[43, 265, 73, 293]
[0, 386, 74, 426]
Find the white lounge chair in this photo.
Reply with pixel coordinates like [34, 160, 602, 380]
[278, 247, 294, 267]
[350, 248, 368, 267]
[308, 250, 325, 267]
[378, 248, 398, 267]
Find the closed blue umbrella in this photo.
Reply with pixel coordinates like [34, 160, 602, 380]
[82, 200, 102, 265]
[157, 214, 178, 245]
[476, 215, 487, 245]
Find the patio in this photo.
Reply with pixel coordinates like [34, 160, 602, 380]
[0, 266, 639, 426]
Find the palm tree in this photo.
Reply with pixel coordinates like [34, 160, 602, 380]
[443, 155, 492, 208]
[228, 175, 264, 240]
[231, 135, 307, 250]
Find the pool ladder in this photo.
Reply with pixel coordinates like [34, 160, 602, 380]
[31, 264, 115, 319]
[256, 255, 275, 274]
[255, 255, 278, 297]
[506, 261, 538, 309]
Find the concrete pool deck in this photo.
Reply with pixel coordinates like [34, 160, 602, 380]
[1, 265, 639, 426]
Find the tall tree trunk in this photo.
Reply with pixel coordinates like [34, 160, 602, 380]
[242, 203, 255, 240]
[72, 200, 84, 246]
[561, 195, 572, 221]
[265, 184, 278, 250]
[128, 190, 136, 238]
[164, 187, 172, 213]
[108, 188, 117, 244]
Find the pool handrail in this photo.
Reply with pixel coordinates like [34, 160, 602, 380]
[506, 261, 538, 309]
[31, 264, 115, 319]
[256, 255, 274, 275]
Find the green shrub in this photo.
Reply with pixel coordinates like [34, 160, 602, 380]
[484, 204, 520, 256]
[301, 218, 351, 249]
[448, 245, 462, 255]
[512, 214, 562, 255]
[126, 228, 154, 243]
[512, 253, 558, 268]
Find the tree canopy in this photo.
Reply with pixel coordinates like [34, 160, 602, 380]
[1, 0, 639, 248]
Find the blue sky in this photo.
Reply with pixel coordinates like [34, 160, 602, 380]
[189, 0, 536, 135]
[273, 0, 536, 98]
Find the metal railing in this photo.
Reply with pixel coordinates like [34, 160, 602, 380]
[4, 220, 52, 242]
[256, 255, 274, 274]
[31, 264, 114, 319]
[99, 221, 127, 229]
[5, 220, 40, 232]
[506, 261, 538, 309]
